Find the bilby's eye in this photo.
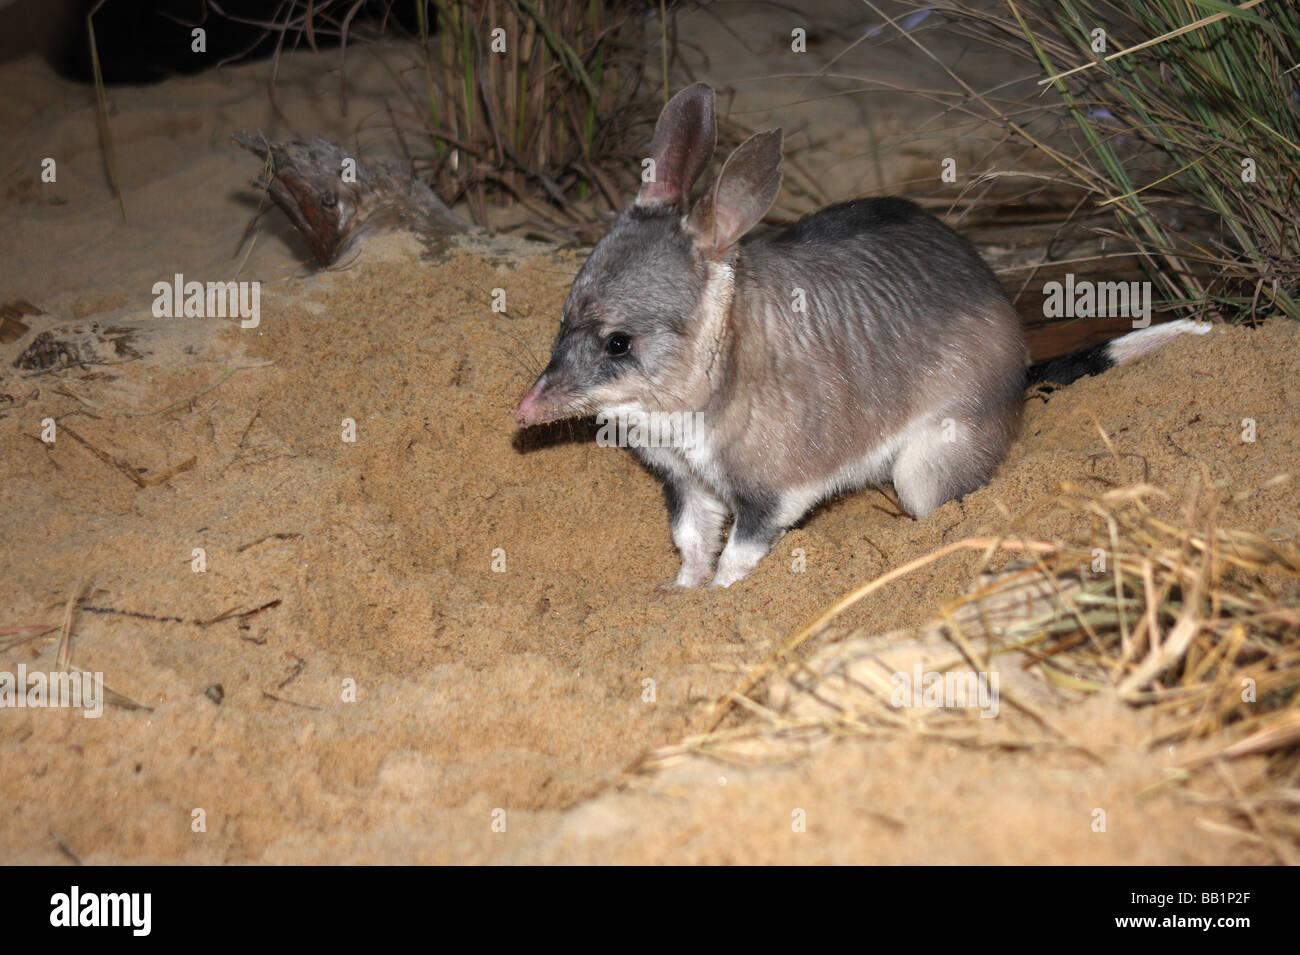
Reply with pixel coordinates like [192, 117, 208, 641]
[605, 332, 632, 357]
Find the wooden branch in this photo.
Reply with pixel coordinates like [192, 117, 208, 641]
[233, 133, 469, 266]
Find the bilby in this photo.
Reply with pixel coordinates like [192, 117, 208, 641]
[515, 83, 1209, 588]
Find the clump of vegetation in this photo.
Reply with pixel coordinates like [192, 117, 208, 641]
[693, 474, 1300, 859]
[911, 1, 1299, 321]
[204, 0, 670, 236]
[407, 0, 665, 233]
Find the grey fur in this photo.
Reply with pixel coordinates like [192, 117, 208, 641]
[516, 84, 1027, 587]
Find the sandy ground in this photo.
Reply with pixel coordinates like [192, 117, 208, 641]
[1, 29, 1296, 864]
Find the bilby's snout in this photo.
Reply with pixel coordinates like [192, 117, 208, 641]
[514, 374, 551, 427]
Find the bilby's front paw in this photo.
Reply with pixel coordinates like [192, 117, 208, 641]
[710, 537, 768, 588]
[708, 566, 750, 588]
[671, 562, 713, 589]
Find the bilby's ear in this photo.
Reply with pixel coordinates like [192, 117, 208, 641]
[636, 83, 717, 209]
[687, 129, 783, 256]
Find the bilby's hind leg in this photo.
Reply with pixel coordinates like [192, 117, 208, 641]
[664, 475, 729, 588]
[891, 411, 1016, 518]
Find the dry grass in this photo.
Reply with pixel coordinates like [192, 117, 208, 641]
[917, 0, 1300, 322]
[690, 468, 1300, 858]
[202, 0, 669, 237]
[88, 2, 670, 236]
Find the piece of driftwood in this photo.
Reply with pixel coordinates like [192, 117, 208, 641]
[234, 134, 468, 266]
[15, 322, 145, 372]
[0, 301, 43, 344]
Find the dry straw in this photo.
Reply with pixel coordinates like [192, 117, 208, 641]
[695, 470, 1299, 858]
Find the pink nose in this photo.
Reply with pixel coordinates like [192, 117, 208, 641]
[515, 377, 548, 426]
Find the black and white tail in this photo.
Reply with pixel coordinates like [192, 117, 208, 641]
[1026, 319, 1212, 387]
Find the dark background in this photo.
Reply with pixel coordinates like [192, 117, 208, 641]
[0, 0, 423, 84]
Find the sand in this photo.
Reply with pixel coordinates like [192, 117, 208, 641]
[1, 41, 1296, 865]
